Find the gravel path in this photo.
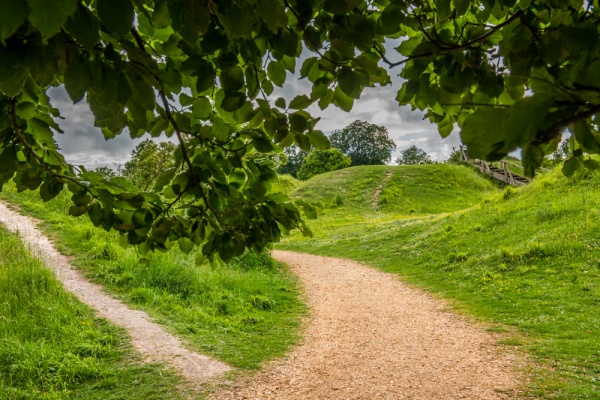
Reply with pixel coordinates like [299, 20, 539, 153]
[0, 201, 231, 388]
[212, 250, 526, 399]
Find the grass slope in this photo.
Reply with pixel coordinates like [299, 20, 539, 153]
[293, 164, 497, 214]
[0, 186, 306, 372]
[0, 227, 186, 400]
[282, 164, 600, 399]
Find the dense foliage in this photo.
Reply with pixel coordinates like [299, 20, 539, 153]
[296, 148, 351, 180]
[2, 0, 600, 258]
[329, 120, 396, 165]
[396, 145, 433, 165]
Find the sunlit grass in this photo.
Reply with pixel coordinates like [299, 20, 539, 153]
[0, 227, 186, 399]
[1, 186, 306, 371]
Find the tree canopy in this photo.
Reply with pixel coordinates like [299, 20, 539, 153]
[329, 120, 396, 165]
[1, 0, 600, 260]
[122, 139, 177, 191]
[396, 145, 433, 165]
[296, 148, 351, 180]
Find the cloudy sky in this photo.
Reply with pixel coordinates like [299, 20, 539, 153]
[51, 52, 461, 170]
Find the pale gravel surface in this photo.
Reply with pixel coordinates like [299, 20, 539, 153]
[212, 250, 527, 400]
[0, 201, 231, 388]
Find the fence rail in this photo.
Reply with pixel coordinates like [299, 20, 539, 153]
[458, 146, 530, 187]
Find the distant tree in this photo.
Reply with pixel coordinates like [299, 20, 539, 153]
[330, 121, 396, 166]
[277, 146, 307, 178]
[123, 140, 177, 191]
[296, 149, 351, 181]
[445, 148, 463, 164]
[93, 166, 119, 179]
[396, 145, 434, 165]
[546, 138, 572, 167]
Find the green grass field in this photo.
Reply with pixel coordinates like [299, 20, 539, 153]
[281, 164, 600, 399]
[0, 182, 306, 398]
[0, 226, 188, 400]
[4, 163, 600, 398]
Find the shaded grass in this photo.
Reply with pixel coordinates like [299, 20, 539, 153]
[1, 186, 306, 371]
[282, 164, 600, 398]
[0, 227, 186, 400]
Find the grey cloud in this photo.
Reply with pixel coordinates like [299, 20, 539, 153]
[49, 86, 144, 169]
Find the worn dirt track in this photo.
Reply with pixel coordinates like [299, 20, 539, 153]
[0, 201, 231, 388]
[212, 250, 526, 400]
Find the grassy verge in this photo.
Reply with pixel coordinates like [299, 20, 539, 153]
[0, 226, 187, 400]
[0, 186, 306, 371]
[281, 164, 600, 399]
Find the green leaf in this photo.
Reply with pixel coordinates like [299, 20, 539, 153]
[153, 168, 176, 191]
[69, 205, 89, 217]
[195, 62, 216, 93]
[300, 57, 318, 78]
[192, 97, 212, 120]
[88, 203, 103, 227]
[220, 66, 245, 92]
[0, 0, 28, 40]
[289, 113, 307, 133]
[27, 0, 78, 38]
[460, 107, 508, 160]
[64, 57, 92, 103]
[179, 237, 195, 253]
[572, 120, 600, 154]
[584, 159, 600, 171]
[132, 209, 152, 228]
[333, 86, 354, 112]
[295, 133, 311, 151]
[39, 179, 63, 202]
[307, 130, 330, 150]
[220, 92, 246, 112]
[168, 0, 210, 45]
[65, 4, 101, 51]
[212, 117, 229, 141]
[0, 44, 28, 97]
[338, 67, 361, 98]
[26, 118, 54, 145]
[522, 144, 544, 177]
[562, 156, 582, 177]
[275, 97, 286, 109]
[379, 2, 403, 34]
[289, 95, 312, 110]
[252, 137, 275, 153]
[97, 0, 134, 36]
[267, 61, 286, 87]
[152, 0, 171, 29]
[16, 102, 37, 120]
[454, 0, 470, 15]
[179, 93, 193, 107]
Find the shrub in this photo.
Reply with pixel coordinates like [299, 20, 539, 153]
[296, 149, 352, 181]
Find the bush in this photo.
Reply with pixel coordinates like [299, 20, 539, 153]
[296, 149, 352, 181]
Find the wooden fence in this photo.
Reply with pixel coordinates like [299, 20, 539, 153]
[458, 145, 531, 187]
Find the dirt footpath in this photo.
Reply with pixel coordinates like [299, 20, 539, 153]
[212, 250, 526, 400]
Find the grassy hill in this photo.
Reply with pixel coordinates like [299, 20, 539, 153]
[292, 164, 497, 214]
[282, 163, 600, 399]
